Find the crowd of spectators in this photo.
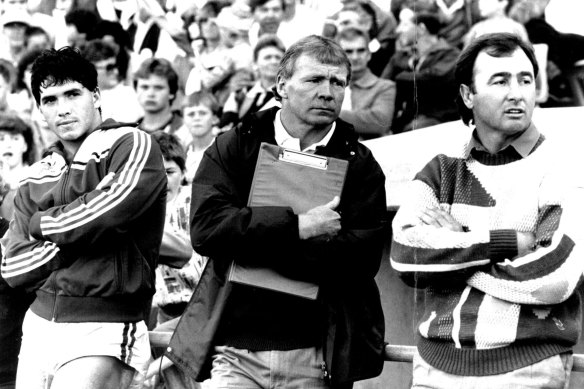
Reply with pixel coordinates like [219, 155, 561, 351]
[1, 0, 584, 387]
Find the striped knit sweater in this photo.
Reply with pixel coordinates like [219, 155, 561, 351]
[390, 129, 584, 376]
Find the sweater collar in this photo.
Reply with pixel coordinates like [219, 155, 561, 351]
[465, 122, 542, 160]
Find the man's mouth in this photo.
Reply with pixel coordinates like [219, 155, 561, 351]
[504, 108, 525, 115]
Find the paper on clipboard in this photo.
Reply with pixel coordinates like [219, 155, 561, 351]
[228, 142, 349, 300]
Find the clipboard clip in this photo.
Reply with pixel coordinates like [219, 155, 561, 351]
[279, 149, 328, 169]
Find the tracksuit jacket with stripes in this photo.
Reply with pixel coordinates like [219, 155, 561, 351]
[0, 119, 167, 323]
[390, 126, 584, 376]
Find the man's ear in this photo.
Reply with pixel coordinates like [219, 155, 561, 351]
[93, 87, 102, 109]
[276, 76, 287, 100]
[460, 84, 474, 109]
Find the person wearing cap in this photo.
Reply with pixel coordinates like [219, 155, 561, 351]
[0, 8, 31, 64]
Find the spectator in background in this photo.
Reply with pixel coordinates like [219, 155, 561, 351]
[64, 9, 100, 48]
[464, 0, 529, 47]
[0, 114, 35, 220]
[81, 39, 142, 123]
[337, 26, 395, 139]
[0, 58, 15, 114]
[134, 57, 183, 134]
[149, 131, 203, 389]
[175, 91, 220, 183]
[24, 25, 52, 51]
[382, 12, 460, 132]
[220, 34, 283, 130]
[248, 0, 284, 47]
[0, 170, 35, 389]
[93, 20, 133, 84]
[0, 8, 30, 64]
[184, 10, 234, 104]
[278, 0, 325, 47]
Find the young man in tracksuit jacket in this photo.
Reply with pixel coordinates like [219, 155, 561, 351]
[0, 47, 166, 389]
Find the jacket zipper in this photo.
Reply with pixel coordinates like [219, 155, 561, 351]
[50, 273, 58, 321]
[59, 166, 71, 204]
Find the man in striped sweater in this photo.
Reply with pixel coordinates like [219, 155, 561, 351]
[0, 47, 166, 388]
[391, 33, 584, 388]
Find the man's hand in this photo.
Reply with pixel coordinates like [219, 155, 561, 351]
[418, 207, 464, 232]
[517, 231, 536, 256]
[298, 197, 341, 240]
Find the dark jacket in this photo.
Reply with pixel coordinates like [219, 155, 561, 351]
[165, 107, 387, 387]
[0, 120, 167, 323]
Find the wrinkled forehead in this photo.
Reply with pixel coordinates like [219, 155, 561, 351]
[473, 48, 535, 80]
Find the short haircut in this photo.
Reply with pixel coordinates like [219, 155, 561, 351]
[182, 91, 220, 116]
[30, 46, 98, 105]
[455, 33, 539, 125]
[275, 34, 351, 100]
[64, 9, 100, 39]
[80, 39, 117, 63]
[133, 58, 179, 103]
[249, 0, 284, 12]
[25, 25, 51, 43]
[253, 34, 285, 62]
[93, 20, 131, 50]
[152, 131, 186, 173]
[0, 113, 35, 165]
[336, 26, 370, 46]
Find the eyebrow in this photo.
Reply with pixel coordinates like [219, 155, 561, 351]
[489, 71, 534, 81]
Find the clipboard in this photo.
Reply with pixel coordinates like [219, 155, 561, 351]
[228, 142, 349, 300]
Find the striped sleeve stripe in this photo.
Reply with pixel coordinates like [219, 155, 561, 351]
[1, 242, 60, 278]
[20, 170, 65, 185]
[390, 257, 491, 272]
[39, 131, 151, 235]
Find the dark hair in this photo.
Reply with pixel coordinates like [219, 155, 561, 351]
[336, 26, 370, 46]
[0, 59, 14, 86]
[275, 34, 351, 100]
[152, 132, 186, 172]
[253, 34, 285, 62]
[30, 46, 98, 105]
[249, 0, 284, 12]
[0, 114, 35, 165]
[64, 9, 101, 39]
[16, 49, 42, 91]
[182, 90, 220, 116]
[455, 33, 539, 125]
[93, 21, 131, 81]
[133, 58, 179, 103]
[80, 39, 117, 63]
[25, 25, 52, 45]
[415, 12, 442, 36]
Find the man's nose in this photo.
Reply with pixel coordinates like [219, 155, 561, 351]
[57, 99, 71, 116]
[508, 79, 523, 100]
[317, 81, 334, 99]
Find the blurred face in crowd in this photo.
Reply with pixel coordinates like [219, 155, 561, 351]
[277, 54, 348, 130]
[254, 0, 284, 34]
[38, 80, 102, 145]
[336, 9, 371, 36]
[339, 35, 371, 77]
[26, 31, 52, 51]
[199, 17, 220, 41]
[65, 24, 86, 48]
[3, 22, 27, 49]
[255, 45, 284, 82]
[2, 0, 27, 12]
[93, 57, 119, 90]
[183, 104, 216, 139]
[0, 130, 27, 169]
[0, 74, 9, 110]
[163, 157, 182, 203]
[461, 48, 536, 142]
[136, 74, 173, 114]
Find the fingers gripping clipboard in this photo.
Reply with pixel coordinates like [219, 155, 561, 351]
[228, 142, 349, 299]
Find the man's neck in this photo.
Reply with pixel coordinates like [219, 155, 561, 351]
[190, 132, 214, 151]
[279, 109, 332, 150]
[475, 126, 529, 154]
[141, 109, 173, 132]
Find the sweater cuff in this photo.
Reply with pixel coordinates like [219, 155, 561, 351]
[488, 229, 518, 263]
[29, 212, 43, 240]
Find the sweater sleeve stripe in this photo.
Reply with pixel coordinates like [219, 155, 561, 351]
[38, 131, 151, 234]
[390, 242, 491, 272]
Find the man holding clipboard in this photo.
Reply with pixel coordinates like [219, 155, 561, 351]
[166, 35, 387, 389]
